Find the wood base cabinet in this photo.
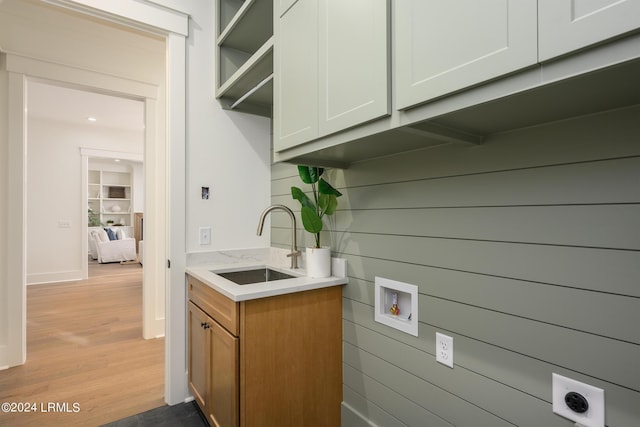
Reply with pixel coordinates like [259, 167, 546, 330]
[188, 275, 343, 427]
[189, 301, 239, 427]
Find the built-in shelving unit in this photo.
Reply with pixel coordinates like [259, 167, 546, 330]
[88, 169, 133, 227]
[216, 0, 274, 117]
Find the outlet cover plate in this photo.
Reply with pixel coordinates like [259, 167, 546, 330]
[436, 332, 453, 368]
[552, 373, 604, 427]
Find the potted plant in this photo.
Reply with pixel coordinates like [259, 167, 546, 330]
[291, 165, 342, 278]
[88, 208, 103, 227]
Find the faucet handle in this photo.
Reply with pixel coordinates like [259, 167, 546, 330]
[286, 250, 302, 269]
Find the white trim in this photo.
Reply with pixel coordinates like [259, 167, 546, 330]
[42, 0, 189, 36]
[141, 96, 166, 341]
[4, 72, 27, 367]
[27, 271, 84, 285]
[5, 54, 158, 100]
[81, 154, 89, 279]
[165, 31, 189, 405]
[80, 148, 144, 163]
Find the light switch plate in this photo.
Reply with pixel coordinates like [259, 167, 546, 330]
[199, 226, 211, 245]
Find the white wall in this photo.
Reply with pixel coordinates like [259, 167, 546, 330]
[27, 117, 143, 284]
[172, 0, 272, 253]
[0, 57, 8, 358]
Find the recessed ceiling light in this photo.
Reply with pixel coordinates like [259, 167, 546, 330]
[87, 117, 97, 122]
[114, 159, 121, 162]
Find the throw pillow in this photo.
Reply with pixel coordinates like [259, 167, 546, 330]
[104, 228, 117, 241]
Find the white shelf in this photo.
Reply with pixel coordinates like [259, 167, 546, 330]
[217, 38, 274, 117]
[217, 0, 273, 53]
[216, 0, 274, 117]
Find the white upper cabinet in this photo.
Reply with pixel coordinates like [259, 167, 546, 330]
[272, 0, 639, 166]
[539, 0, 640, 61]
[274, 0, 389, 152]
[318, 0, 390, 138]
[277, 0, 297, 17]
[395, 0, 538, 110]
[274, 0, 319, 150]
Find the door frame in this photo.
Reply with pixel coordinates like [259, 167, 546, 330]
[4, 2, 189, 405]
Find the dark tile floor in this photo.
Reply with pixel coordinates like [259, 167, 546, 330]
[101, 401, 208, 427]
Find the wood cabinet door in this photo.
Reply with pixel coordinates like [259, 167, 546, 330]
[274, 0, 319, 151]
[539, 0, 640, 61]
[318, 0, 390, 137]
[188, 302, 211, 416]
[394, 0, 537, 110]
[209, 319, 239, 427]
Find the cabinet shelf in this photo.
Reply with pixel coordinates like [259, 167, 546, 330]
[216, 37, 274, 117]
[218, 0, 273, 53]
[216, 0, 274, 117]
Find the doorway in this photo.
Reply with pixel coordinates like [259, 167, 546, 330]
[26, 80, 145, 283]
[2, 0, 188, 404]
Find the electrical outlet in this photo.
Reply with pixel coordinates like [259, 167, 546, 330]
[199, 227, 211, 245]
[552, 373, 604, 427]
[436, 332, 453, 368]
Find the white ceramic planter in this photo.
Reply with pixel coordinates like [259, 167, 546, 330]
[306, 247, 331, 278]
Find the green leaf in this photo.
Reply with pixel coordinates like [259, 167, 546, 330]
[291, 187, 316, 210]
[318, 178, 342, 197]
[322, 194, 338, 215]
[298, 165, 324, 184]
[301, 206, 323, 234]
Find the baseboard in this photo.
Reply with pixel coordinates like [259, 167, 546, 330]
[27, 270, 83, 285]
[342, 402, 377, 427]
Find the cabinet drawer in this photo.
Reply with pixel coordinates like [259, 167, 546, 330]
[188, 275, 239, 336]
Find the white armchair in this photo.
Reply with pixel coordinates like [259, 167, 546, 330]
[90, 229, 137, 263]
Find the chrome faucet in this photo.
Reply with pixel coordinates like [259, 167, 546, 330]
[257, 204, 301, 269]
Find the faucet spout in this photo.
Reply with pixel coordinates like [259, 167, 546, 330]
[257, 204, 301, 269]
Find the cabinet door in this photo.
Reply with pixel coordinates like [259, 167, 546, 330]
[539, 0, 640, 61]
[318, 0, 389, 137]
[209, 318, 239, 427]
[274, 0, 319, 151]
[277, 0, 297, 17]
[395, 0, 537, 110]
[188, 302, 210, 415]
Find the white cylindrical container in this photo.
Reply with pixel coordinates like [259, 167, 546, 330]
[306, 247, 331, 278]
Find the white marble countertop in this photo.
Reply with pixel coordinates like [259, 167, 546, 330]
[185, 247, 348, 302]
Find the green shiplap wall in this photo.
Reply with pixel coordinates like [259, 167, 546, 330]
[270, 106, 640, 427]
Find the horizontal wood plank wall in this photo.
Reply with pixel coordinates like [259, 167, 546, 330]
[270, 105, 640, 427]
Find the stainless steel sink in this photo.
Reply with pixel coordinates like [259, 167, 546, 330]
[213, 267, 296, 285]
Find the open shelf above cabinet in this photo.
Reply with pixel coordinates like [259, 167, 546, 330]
[216, 0, 274, 117]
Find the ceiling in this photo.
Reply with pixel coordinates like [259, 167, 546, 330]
[27, 80, 145, 132]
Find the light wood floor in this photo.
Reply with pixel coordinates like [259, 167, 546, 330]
[0, 261, 164, 427]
